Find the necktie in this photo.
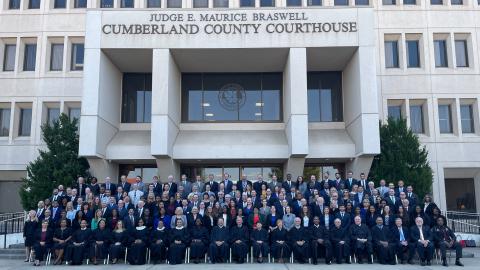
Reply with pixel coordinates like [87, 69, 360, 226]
[341, 212, 344, 218]
[419, 227, 424, 240]
[399, 228, 405, 241]
[130, 216, 134, 225]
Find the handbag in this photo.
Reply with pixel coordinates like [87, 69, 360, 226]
[457, 235, 466, 248]
[465, 237, 477, 247]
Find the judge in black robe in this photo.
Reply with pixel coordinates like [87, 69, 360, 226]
[330, 218, 351, 264]
[349, 216, 373, 264]
[371, 216, 395, 265]
[189, 218, 209, 263]
[66, 220, 92, 265]
[229, 216, 250, 263]
[32, 221, 53, 266]
[150, 220, 169, 264]
[310, 216, 332, 264]
[270, 219, 290, 262]
[250, 222, 269, 263]
[90, 219, 111, 264]
[168, 218, 190, 265]
[288, 217, 310, 264]
[109, 220, 129, 264]
[52, 219, 72, 265]
[208, 218, 230, 263]
[127, 218, 149, 265]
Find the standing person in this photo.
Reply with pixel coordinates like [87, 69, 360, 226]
[311, 216, 332, 265]
[189, 219, 209, 264]
[109, 221, 129, 264]
[168, 218, 190, 265]
[66, 220, 91, 265]
[410, 217, 434, 266]
[32, 221, 53, 266]
[270, 219, 290, 263]
[52, 219, 72, 265]
[119, 175, 131, 193]
[288, 217, 310, 264]
[251, 222, 269, 263]
[229, 216, 249, 263]
[23, 210, 38, 262]
[432, 216, 464, 267]
[330, 218, 351, 264]
[209, 218, 229, 263]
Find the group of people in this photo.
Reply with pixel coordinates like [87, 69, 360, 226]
[23, 171, 465, 267]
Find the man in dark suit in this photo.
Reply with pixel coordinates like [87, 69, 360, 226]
[221, 173, 234, 194]
[391, 217, 414, 264]
[165, 175, 178, 195]
[135, 200, 146, 220]
[329, 173, 345, 190]
[345, 171, 358, 191]
[119, 175, 131, 193]
[103, 177, 117, 196]
[410, 217, 434, 266]
[357, 173, 368, 190]
[394, 180, 406, 197]
[205, 174, 219, 194]
[385, 188, 401, 211]
[268, 175, 281, 192]
[50, 200, 62, 223]
[253, 174, 266, 194]
[282, 173, 294, 192]
[371, 216, 395, 265]
[237, 173, 252, 193]
[74, 177, 87, 198]
[151, 175, 162, 195]
[354, 186, 366, 205]
[123, 208, 138, 231]
[432, 216, 464, 267]
[116, 200, 128, 219]
[311, 197, 325, 218]
[335, 204, 351, 228]
[405, 185, 418, 207]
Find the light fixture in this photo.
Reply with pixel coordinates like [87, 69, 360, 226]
[255, 102, 264, 107]
[202, 103, 210, 107]
[205, 113, 214, 117]
[255, 113, 262, 116]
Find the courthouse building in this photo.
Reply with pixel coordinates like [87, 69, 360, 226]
[0, 0, 479, 213]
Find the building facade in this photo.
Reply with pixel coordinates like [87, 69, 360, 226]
[0, 0, 479, 213]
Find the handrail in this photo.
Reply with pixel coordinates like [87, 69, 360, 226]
[0, 216, 26, 223]
[449, 219, 480, 228]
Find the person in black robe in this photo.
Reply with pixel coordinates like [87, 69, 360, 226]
[90, 219, 111, 265]
[270, 219, 290, 262]
[52, 219, 72, 265]
[311, 216, 332, 264]
[23, 210, 39, 262]
[127, 218, 149, 265]
[371, 216, 395, 265]
[189, 218, 209, 263]
[250, 222, 269, 263]
[209, 218, 230, 263]
[288, 217, 310, 264]
[432, 216, 464, 267]
[330, 218, 351, 264]
[150, 220, 169, 264]
[66, 219, 91, 265]
[32, 221, 53, 266]
[109, 220, 129, 264]
[168, 218, 190, 264]
[349, 216, 373, 264]
[410, 217, 434, 266]
[229, 216, 250, 263]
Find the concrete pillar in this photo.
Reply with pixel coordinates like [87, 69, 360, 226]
[345, 156, 374, 179]
[474, 171, 480, 213]
[87, 158, 119, 183]
[156, 158, 180, 183]
[433, 164, 447, 211]
[284, 157, 306, 179]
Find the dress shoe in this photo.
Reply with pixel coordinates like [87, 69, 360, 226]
[442, 260, 448, 267]
[455, 260, 464, 267]
[427, 260, 431, 266]
[421, 260, 426, 266]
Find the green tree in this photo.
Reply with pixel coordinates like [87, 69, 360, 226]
[19, 114, 89, 210]
[370, 117, 433, 199]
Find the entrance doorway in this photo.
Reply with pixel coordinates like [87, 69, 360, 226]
[180, 164, 283, 183]
[303, 163, 345, 179]
[445, 178, 476, 212]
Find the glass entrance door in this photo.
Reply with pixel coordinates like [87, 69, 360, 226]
[180, 164, 283, 183]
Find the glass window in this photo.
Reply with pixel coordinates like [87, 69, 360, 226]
[430, 0, 443, 4]
[460, 104, 474, 133]
[47, 108, 60, 126]
[385, 40, 399, 68]
[406, 40, 420, 68]
[74, 0, 87, 8]
[167, 0, 182, 7]
[451, 0, 462, 3]
[182, 73, 282, 122]
[122, 73, 152, 123]
[9, 0, 21, 9]
[23, 43, 36, 71]
[403, 0, 416, 3]
[54, 0, 66, 8]
[307, 0, 322, 5]
[355, 0, 369, 4]
[71, 43, 84, 71]
[100, 0, 113, 7]
[261, 0, 276, 6]
[120, 0, 134, 7]
[438, 104, 453, 133]
[213, 0, 229, 7]
[69, 108, 81, 121]
[193, 0, 208, 7]
[50, 44, 63, 71]
[334, 0, 348, 5]
[28, 0, 40, 8]
[147, 0, 161, 7]
[19, 108, 32, 136]
[286, 0, 302, 5]
[382, 0, 395, 4]
[434, 40, 448, 68]
[307, 72, 343, 122]
[240, 0, 255, 6]
[388, 105, 402, 120]
[3, 44, 16, 72]
[455, 40, 469, 68]
[410, 105, 424, 134]
[0, 108, 11, 137]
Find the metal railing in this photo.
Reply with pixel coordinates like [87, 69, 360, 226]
[0, 212, 26, 249]
[445, 211, 480, 234]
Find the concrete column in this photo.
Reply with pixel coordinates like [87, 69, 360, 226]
[284, 157, 306, 179]
[88, 159, 119, 183]
[474, 171, 480, 213]
[283, 48, 308, 157]
[433, 164, 446, 211]
[156, 158, 180, 183]
[345, 156, 374, 179]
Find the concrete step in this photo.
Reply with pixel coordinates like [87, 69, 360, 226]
[8, 243, 24, 249]
[0, 254, 25, 260]
[0, 249, 24, 255]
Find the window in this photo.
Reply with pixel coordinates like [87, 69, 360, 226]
[240, 0, 255, 6]
[334, 0, 348, 5]
[50, 43, 63, 71]
[69, 108, 81, 121]
[406, 40, 420, 68]
[460, 104, 474, 133]
[47, 108, 60, 126]
[451, 0, 462, 4]
[0, 108, 11, 137]
[260, 0, 276, 6]
[403, 0, 416, 3]
[9, 0, 21, 9]
[384, 40, 399, 68]
[120, 0, 134, 7]
[388, 105, 402, 120]
[182, 73, 282, 122]
[455, 40, 469, 68]
[307, 72, 343, 122]
[122, 73, 152, 123]
[71, 43, 84, 71]
[410, 105, 424, 134]
[434, 40, 448, 67]
[438, 104, 453, 133]
[193, 0, 208, 7]
[286, 0, 302, 5]
[100, 0, 113, 7]
[383, 0, 395, 4]
[355, 0, 369, 4]
[23, 43, 37, 71]
[213, 0, 229, 7]
[74, 0, 87, 7]
[18, 108, 32, 136]
[28, 0, 40, 8]
[147, 0, 161, 7]
[3, 44, 16, 72]
[167, 0, 182, 7]
[430, 0, 443, 4]
[54, 0, 66, 8]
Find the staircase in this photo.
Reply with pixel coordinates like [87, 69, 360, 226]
[0, 244, 25, 260]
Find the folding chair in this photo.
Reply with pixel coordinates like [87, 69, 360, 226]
[124, 248, 128, 264]
[185, 248, 189, 264]
[46, 250, 52, 265]
[104, 254, 109, 265]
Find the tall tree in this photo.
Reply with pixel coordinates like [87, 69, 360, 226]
[370, 118, 433, 199]
[19, 114, 89, 210]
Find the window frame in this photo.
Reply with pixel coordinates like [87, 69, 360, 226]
[3, 44, 16, 72]
[460, 104, 475, 134]
[23, 43, 37, 72]
[50, 43, 64, 71]
[18, 107, 32, 137]
[438, 104, 453, 134]
[454, 39, 469, 68]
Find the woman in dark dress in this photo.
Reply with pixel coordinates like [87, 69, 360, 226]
[66, 219, 91, 265]
[109, 220, 129, 264]
[150, 220, 169, 264]
[202, 206, 216, 232]
[108, 208, 119, 230]
[32, 220, 53, 266]
[143, 208, 154, 229]
[23, 210, 38, 262]
[270, 219, 290, 262]
[127, 218, 149, 265]
[71, 210, 84, 231]
[366, 205, 378, 228]
[168, 218, 190, 265]
[80, 203, 93, 225]
[52, 219, 72, 265]
[189, 218, 209, 263]
[55, 210, 71, 228]
[90, 219, 111, 265]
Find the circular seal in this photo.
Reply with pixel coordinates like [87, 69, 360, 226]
[218, 83, 246, 111]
